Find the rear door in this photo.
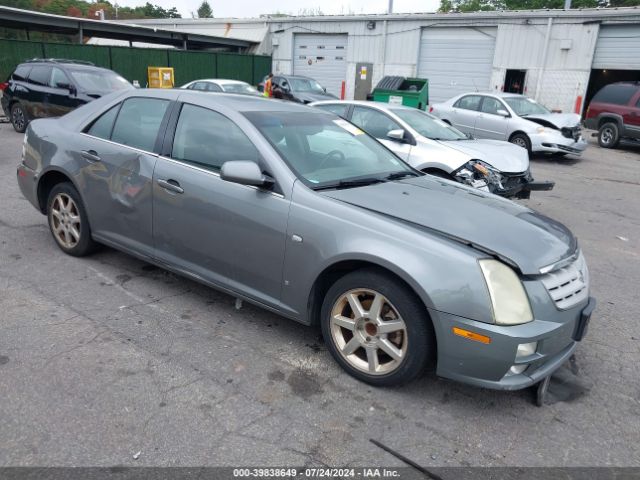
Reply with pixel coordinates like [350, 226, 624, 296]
[152, 102, 290, 306]
[349, 105, 412, 160]
[24, 65, 51, 119]
[448, 95, 483, 135]
[474, 96, 511, 140]
[78, 96, 171, 258]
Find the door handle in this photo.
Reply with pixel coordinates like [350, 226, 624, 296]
[81, 150, 101, 162]
[157, 178, 184, 194]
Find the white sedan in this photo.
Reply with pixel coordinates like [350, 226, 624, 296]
[311, 100, 553, 198]
[180, 79, 262, 97]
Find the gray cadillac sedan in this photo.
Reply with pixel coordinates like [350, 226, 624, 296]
[16, 89, 595, 390]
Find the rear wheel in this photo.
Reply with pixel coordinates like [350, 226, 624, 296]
[598, 122, 620, 148]
[509, 133, 531, 154]
[10, 103, 28, 133]
[320, 269, 435, 386]
[47, 183, 98, 257]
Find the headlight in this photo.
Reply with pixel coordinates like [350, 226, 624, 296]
[536, 126, 546, 134]
[479, 259, 533, 325]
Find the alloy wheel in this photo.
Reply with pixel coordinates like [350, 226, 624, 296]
[601, 127, 614, 145]
[50, 193, 81, 249]
[330, 289, 408, 375]
[12, 106, 25, 131]
[512, 137, 527, 148]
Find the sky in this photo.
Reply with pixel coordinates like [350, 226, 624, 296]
[114, 0, 441, 19]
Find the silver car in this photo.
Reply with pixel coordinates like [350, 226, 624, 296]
[431, 93, 588, 156]
[17, 89, 595, 390]
[311, 100, 553, 198]
[181, 78, 262, 97]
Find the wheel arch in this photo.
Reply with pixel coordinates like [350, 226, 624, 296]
[37, 168, 79, 214]
[597, 114, 623, 129]
[508, 130, 529, 142]
[307, 258, 435, 328]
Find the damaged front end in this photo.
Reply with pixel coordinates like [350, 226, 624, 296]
[452, 160, 555, 199]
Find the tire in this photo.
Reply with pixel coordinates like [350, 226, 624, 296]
[10, 103, 28, 133]
[320, 268, 435, 386]
[509, 133, 531, 154]
[46, 182, 98, 257]
[598, 122, 620, 149]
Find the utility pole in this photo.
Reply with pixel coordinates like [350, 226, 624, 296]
[388, 0, 393, 14]
[564, 0, 571, 8]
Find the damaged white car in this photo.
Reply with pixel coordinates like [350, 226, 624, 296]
[431, 93, 588, 157]
[311, 100, 553, 199]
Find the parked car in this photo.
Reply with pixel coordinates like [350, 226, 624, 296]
[431, 93, 588, 156]
[311, 100, 553, 199]
[1, 58, 132, 133]
[271, 75, 337, 103]
[17, 89, 594, 390]
[584, 82, 640, 148]
[181, 78, 262, 97]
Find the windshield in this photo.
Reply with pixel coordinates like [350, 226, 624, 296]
[68, 69, 132, 93]
[391, 108, 467, 140]
[245, 111, 415, 189]
[222, 83, 259, 95]
[504, 97, 551, 116]
[289, 78, 325, 93]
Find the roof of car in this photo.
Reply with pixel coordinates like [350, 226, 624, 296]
[128, 88, 317, 113]
[188, 79, 250, 85]
[311, 100, 416, 111]
[277, 75, 313, 80]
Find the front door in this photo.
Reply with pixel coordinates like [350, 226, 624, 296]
[349, 106, 413, 161]
[475, 96, 511, 140]
[153, 103, 290, 306]
[77, 96, 171, 258]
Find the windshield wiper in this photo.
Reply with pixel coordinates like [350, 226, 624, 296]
[313, 177, 386, 191]
[385, 171, 419, 180]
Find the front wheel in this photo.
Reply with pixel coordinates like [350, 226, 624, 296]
[320, 269, 435, 386]
[47, 183, 99, 257]
[509, 133, 532, 154]
[10, 103, 28, 133]
[598, 122, 620, 148]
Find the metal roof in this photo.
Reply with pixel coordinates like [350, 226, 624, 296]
[0, 6, 256, 50]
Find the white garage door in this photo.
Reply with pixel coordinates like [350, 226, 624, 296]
[593, 26, 640, 70]
[418, 27, 497, 104]
[293, 34, 348, 97]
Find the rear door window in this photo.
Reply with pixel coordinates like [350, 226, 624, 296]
[111, 97, 170, 152]
[28, 66, 52, 86]
[171, 103, 260, 171]
[454, 95, 483, 111]
[12, 65, 32, 82]
[85, 104, 121, 140]
[592, 84, 637, 105]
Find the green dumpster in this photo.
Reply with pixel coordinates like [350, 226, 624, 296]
[372, 76, 429, 110]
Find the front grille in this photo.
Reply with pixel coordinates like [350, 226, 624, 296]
[500, 171, 528, 190]
[561, 125, 581, 141]
[539, 251, 589, 310]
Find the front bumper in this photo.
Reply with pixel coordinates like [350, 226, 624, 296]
[430, 296, 595, 390]
[529, 130, 588, 155]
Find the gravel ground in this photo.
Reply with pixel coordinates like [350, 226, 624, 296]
[0, 122, 639, 468]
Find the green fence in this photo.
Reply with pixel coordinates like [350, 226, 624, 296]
[0, 38, 271, 87]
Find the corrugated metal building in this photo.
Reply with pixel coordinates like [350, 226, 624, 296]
[126, 8, 640, 113]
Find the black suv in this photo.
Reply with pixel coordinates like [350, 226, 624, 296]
[1, 59, 132, 133]
[271, 75, 337, 104]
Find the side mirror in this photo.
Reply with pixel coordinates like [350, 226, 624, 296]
[466, 132, 475, 140]
[323, 87, 327, 93]
[281, 82, 289, 91]
[57, 82, 74, 92]
[496, 109, 510, 117]
[220, 161, 274, 188]
[387, 129, 407, 142]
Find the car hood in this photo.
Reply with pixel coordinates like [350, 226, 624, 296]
[438, 139, 529, 173]
[321, 176, 576, 275]
[295, 91, 338, 102]
[523, 113, 580, 129]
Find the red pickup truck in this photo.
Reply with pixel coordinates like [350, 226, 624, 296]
[584, 82, 640, 148]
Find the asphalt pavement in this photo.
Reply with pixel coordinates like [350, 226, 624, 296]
[1, 122, 639, 468]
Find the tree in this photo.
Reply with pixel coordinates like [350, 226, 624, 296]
[437, 0, 620, 10]
[197, 0, 213, 18]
